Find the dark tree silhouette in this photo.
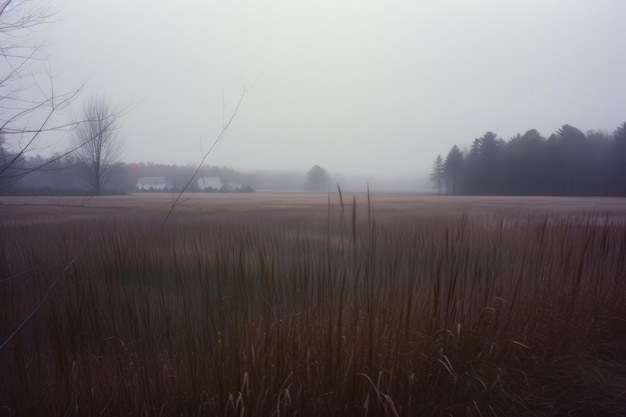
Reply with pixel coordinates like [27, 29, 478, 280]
[548, 125, 587, 195]
[0, 134, 26, 193]
[503, 129, 546, 195]
[429, 155, 444, 194]
[435, 122, 626, 197]
[444, 145, 464, 195]
[464, 132, 504, 195]
[610, 122, 626, 195]
[306, 165, 329, 191]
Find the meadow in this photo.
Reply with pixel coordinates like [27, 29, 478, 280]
[1, 193, 625, 416]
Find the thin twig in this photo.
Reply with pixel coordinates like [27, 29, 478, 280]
[159, 83, 254, 230]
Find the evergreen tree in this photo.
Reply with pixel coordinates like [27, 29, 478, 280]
[429, 155, 445, 194]
[444, 146, 464, 195]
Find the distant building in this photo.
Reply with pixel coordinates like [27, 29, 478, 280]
[197, 177, 223, 191]
[137, 177, 173, 191]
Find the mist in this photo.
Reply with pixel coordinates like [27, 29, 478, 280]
[20, 1, 626, 184]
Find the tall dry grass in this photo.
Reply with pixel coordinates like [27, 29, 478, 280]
[1, 201, 625, 416]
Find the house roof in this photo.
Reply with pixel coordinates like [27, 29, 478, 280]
[137, 177, 172, 186]
[197, 177, 223, 189]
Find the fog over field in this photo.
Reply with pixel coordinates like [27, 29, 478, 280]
[4, 3, 626, 413]
[31, 0, 626, 180]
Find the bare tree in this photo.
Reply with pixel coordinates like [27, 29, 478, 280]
[73, 96, 123, 195]
[0, 0, 83, 188]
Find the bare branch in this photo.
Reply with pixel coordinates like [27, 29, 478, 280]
[160, 84, 251, 230]
[0, 0, 85, 185]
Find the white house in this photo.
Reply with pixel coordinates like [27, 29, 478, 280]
[197, 177, 223, 190]
[137, 177, 173, 191]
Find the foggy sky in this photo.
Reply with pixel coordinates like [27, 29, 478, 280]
[43, 0, 626, 178]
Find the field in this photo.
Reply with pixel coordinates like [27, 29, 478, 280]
[1, 193, 625, 416]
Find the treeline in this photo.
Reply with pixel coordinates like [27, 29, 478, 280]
[432, 122, 626, 196]
[0, 150, 312, 195]
[0, 154, 257, 195]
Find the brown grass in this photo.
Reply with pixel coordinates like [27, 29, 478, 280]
[1, 193, 625, 416]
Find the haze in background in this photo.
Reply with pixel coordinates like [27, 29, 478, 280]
[43, 0, 626, 182]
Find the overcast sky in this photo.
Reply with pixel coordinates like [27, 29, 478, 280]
[40, 0, 626, 177]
